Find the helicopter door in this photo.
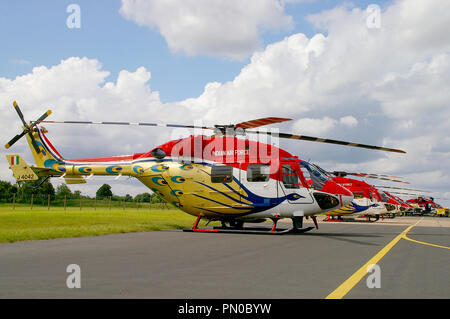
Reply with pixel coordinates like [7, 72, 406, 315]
[278, 162, 313, 204]
[240, 163, 278, 200]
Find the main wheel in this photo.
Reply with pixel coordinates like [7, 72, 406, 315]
[229, 220, 244, 229]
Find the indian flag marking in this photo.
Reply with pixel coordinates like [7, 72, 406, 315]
[10, 156, 19, 166]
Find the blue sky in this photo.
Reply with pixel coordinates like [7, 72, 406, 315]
[0, 0, 390, 102]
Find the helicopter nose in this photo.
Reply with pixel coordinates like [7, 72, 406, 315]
[320, 181, 353, 207]
[321, 181, 353, 197]
[339, 188, 353, 207]
[340, 194, 354, 207]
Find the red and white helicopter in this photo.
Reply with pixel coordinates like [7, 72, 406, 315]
[5, 101, 406, 234]
[377, 188, 421, 215]
[308, 171, 406, 222]
[406, 196, 437, 214]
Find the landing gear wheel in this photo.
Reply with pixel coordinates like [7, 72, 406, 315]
[290, 216, 314, 233]
[229, 220, 244, 229]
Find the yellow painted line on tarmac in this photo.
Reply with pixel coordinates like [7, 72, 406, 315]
[325, 218, 423, 299]
[401, 234, 450, 250]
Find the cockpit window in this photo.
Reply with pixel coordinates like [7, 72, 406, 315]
[381, 192, 390, 202]
[282, 164, 300, 189]
[298, 161, 329, 190]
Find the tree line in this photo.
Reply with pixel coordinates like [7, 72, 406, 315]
[0, 180, 165, 204]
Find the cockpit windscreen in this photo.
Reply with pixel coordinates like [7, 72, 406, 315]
[298, 161, 330, 190]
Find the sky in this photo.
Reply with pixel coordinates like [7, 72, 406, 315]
[0, 0, 449, 207]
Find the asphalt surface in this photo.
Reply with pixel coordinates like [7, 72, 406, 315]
[0, 217, 448, 298]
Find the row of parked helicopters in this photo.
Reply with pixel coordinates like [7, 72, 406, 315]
[5, 101, 446, 234]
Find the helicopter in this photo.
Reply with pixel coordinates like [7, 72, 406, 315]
[406, 196, 438, 215]
[317, 175, 391, 222]
[297, 166, 411, 222]
[378, 190, 404, 218]
[378, 191, 413, 215]
[4, 101, 406, 234]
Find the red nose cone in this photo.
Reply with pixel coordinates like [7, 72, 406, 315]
[321, 180, 353, 197]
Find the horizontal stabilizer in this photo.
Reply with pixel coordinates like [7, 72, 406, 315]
[30, 167, 55, 175]
[64, 175, 86, 184]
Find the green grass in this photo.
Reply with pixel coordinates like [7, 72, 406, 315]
[0, 206, 216, 243]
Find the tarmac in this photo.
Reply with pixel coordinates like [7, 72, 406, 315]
[0, 216, 448, 299]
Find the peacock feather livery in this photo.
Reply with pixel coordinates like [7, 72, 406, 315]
[138, 162, 303, 217]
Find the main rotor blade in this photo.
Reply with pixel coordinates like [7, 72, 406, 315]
[38, 117, 292, 131]
[388, 191, 427, 196]
[374, 185, 429, 192]
[5, 131, 27, 149]
[330, 171, 406, 179]
[330, 171, 409, 183]
[35, 120, 215, 130]
[353, 175, 410, 184]
[33, 118, 406, 154]
[348, 173, 404, 179]
[346, 172, 407, 180]
[246, 131, 406, 154]
[235, 117, 292, 129]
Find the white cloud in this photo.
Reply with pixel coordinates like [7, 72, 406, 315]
[0, 57, 221, 196]
[0, 57, 174, 194]
[292, 117, 336, 136]
[339, 116, 358, 127]
[371, 53, 450, 119]
[119, 0, 294, 60]
[180, 32, 328, 122]
[291, 115, 357, 136]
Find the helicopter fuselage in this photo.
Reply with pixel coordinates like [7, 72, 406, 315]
[34, 130, 354, 222]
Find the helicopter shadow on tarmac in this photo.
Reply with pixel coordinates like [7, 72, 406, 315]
[299, 231, 385, 246]
[180, 224, 385, 246]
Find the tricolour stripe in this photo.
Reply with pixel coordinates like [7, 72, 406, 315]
[10, 155, 19, 165]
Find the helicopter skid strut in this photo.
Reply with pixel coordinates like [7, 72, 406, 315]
[183, 215, 315, 235]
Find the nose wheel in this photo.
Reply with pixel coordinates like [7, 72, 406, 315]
[290, 216, 315, 233]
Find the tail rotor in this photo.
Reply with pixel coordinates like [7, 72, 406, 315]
[4, 101, 52, 153]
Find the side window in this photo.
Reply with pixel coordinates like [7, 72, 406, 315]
[247, 164, 270, 182]
[211, 165, 233, 183]
[282, 164, 300, 189]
